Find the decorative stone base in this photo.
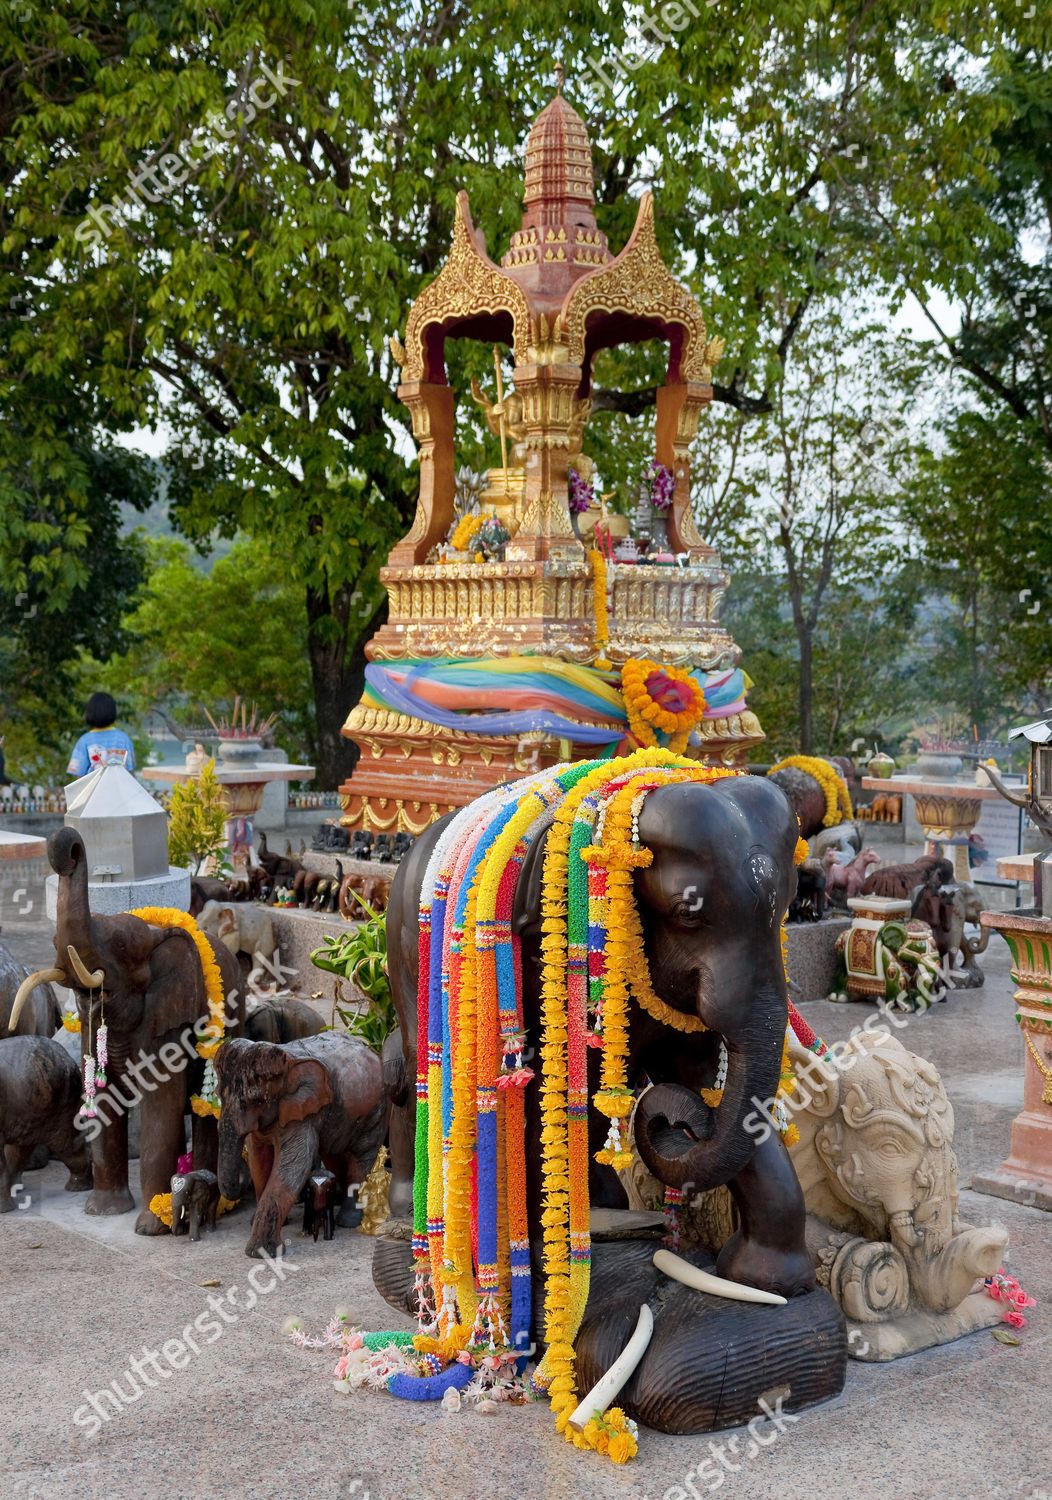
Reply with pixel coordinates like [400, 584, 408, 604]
[44, 866, 190, 920]
[339, 705, 765, 836]
[338, 710, 562, 835]
[785, 917, 851, 1003]
[972, 1168, 1052, 1212]
[269, 907, 354, 997]
[844, 1292, 1004, 1362]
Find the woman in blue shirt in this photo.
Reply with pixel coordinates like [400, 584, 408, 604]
[67, 693, 136, 777]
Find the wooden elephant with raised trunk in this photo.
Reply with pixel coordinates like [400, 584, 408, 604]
[10, 829, 245, 1234]
[215, 1032, 387, 1258]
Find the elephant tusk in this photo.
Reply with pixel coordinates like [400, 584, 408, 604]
[567, 1303, 654, 1433]
[653, 1248, 788, 1306]
[8, 967, 67, 1031]
[66, 944, 104, 989]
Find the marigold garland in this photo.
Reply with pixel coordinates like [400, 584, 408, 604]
[450, 513, 486, 552]
[148, 1190, 239, 1227]
[129, 906, 227, 1116]
[589, 549, 611, 669]
[620, 658, 706, 753]
[768, 755, 852, 828]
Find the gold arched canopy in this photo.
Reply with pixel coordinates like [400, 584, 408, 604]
[401, 193, 532, 383]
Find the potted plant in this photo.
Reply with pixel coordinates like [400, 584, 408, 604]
[166, 759, 231, 875]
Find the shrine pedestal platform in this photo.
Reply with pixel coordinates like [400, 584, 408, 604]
[973, 909, 1052, 1210]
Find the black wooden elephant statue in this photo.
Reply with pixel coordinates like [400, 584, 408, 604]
[243, 997, 324, 1045]
[215, 1032, 387, 1258]
[300, 1164, 339, 1241]
[0, 1035, 92, 1208]
[387, 774, 814, 1297]
[377, 765, 846, 1432]
[170, 1167, 220, 1242]
[10, 828, 245, 1234]
[1, 942, 60, 1039]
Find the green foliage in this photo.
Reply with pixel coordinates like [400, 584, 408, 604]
[3, 0, 1042, 781]
[102, 535, 316, 761]
[311, 907, 396, 1053]
[166, 759, 229, 875]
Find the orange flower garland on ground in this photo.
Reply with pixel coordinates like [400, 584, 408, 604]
[620, 659, 706, 753]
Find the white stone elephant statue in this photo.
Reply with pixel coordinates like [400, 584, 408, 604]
[624, 1028, 1007, 1360]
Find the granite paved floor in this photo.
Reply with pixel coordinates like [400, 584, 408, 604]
[1, 892, 1049, 1500]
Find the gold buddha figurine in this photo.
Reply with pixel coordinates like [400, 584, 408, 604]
[470, 362, 528, 530]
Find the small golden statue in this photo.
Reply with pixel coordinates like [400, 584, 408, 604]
[355, 1144, 392, 1237]
[470, 347, 529, 529]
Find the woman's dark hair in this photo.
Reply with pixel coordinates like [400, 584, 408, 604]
[84, 692, 118, 729]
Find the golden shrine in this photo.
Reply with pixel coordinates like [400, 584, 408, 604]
[339, 76, 763, 835]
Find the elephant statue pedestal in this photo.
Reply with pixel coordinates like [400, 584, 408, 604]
[372, 1225, 846, 1433]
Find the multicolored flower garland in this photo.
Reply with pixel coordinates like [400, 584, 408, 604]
[620, 659, 706, 753]
[356, 748, 803, 1462]
[768, 754, 853, 828]
[129, 906, 227, 1116]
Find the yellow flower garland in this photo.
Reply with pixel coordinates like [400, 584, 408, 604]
[148, 1191, 239, 1227]
[620, 658, 706, 753]
[536, 748, 695, 1440]
[768, 755, 852, 828]
[450, 513, 486, 552]
[589, 549, 611, 669]
[129, 906, 227, 1115]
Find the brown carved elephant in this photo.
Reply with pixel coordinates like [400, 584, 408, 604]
[10, 828, 245, 1234]
[215, 1032, 387, 1258]
[1, 942, 60, 1038]
[0, 1035, 92, 1208]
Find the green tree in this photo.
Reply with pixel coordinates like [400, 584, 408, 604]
[97, 535, 316, 761]
[3, 0, 1034, 783]
[705, 308, 914, 752]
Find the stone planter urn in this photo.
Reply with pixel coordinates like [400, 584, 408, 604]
[916, 750, 963, 780]
[217, 735, 263, 768]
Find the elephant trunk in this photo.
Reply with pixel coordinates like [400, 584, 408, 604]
[50, 828, 105, 981]
[217, 1114, 244, 1201]
[898, 1222, 1007, 1312]
[635, 989, 786, 1193]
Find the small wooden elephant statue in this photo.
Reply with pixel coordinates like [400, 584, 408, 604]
[301, 1165, 339, 1241]
[0, 1035, 92, 1209]
[215, 1032, 387, 1258]
[170, 1168, 220, 1242]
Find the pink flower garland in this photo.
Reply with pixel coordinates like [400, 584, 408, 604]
[985, 1267, 1036, 1328]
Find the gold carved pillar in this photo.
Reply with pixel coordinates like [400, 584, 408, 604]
[508, 361, 582, 561]
[389, 381, 456, 566]
[656, 381, 715, 559]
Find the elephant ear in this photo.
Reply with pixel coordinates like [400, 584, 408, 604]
[279, 1057, 333, 1125]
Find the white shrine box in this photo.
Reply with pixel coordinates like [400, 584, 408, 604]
[63, 765, 169, 880]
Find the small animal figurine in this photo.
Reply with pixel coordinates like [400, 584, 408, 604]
[301, 1165, 339, 1242]
[349, 830, 374, 861]
[391, 832, 413, 862]
[373, 834, 393, 863]
[170, 1168, 221, 1242]
[822, 846, 882, 905]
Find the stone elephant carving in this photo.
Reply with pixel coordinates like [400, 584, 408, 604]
[10, 828, 245, 1233]
[215, 1032, 387, 1258]
[0, 1035, 92, 1208]
[196, 901, 277, 969]
[627, 1027, 1007, 1360]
